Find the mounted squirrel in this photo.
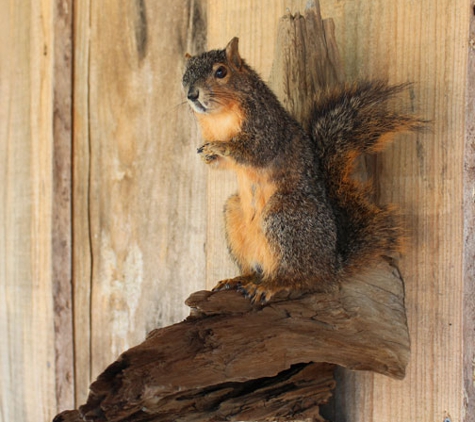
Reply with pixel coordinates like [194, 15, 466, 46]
[183, 37, 423, 303]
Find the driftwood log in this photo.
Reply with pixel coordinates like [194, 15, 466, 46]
[54, 260, 409, 422]
[54, 3, 410, 421]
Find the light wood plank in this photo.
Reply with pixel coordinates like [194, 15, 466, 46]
[72, 0, 209, 401]
[463, 5, 475, 421]
[0, 0, 57, 421]
[72, 0, 93, 406]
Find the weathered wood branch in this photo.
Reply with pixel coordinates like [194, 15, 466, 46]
[269, 1, 344, 123]
[54, 259, 409, 422]
[53, 3, 410, 421]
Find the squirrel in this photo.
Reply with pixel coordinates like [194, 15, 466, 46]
[182, 37, 424, 303]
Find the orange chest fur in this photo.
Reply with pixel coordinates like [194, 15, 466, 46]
[235, 166, 277, 221]
[195, 100, 244, 141]
[225, 165, 279, 277]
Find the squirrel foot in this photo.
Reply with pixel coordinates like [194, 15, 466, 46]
[212, 275, 293, 304]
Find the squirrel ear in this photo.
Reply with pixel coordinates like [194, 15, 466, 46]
[225, 37, 242, 70]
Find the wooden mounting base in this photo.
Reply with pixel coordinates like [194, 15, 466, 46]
[54, 258, 409, 422]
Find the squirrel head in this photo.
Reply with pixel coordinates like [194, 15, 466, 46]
[182, 38, 246, 141]
[182, 37, 245, 114]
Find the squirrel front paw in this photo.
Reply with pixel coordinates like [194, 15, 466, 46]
[197, 143, 218, 164]
[197, 142, 230, 164]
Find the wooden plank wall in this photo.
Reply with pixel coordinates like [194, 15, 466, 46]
[0, 1, 473, 422]
[0, 1, 57, 421]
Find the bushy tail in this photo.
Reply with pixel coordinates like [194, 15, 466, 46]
[307, 81, 425, 274]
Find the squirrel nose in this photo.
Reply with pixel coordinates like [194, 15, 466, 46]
[187, 87, 199, 101]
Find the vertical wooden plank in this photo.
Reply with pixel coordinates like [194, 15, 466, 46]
[72, 0, 93, 406]
[205, 1, 470, 421]
[463, 4, 475, 420]
[320, 1, 470, 421]
[72, 0, 208, 403]
[53, 0, 74, 411]
[0, 0, 57, 421]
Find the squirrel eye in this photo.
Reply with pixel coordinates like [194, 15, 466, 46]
[214, 66, 228, 79]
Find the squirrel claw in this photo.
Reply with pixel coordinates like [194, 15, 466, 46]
[202, 154, 218, 164]
[212, 276, 282, 304]
[212, 278, 242, 291]
[242, 283, 294, 304]
[197, 143, 219, 164]
[241, 284, 270, 304]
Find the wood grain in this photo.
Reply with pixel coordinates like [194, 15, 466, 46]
[463, 7, 475, 421]
[323, 1, 470, 421]
[53, 0, 75, 410]
[72, 0, 209, 405]
[268, 4, 344, 121]
[0, 0, 57, 420]
[72, 0, 93, 406]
